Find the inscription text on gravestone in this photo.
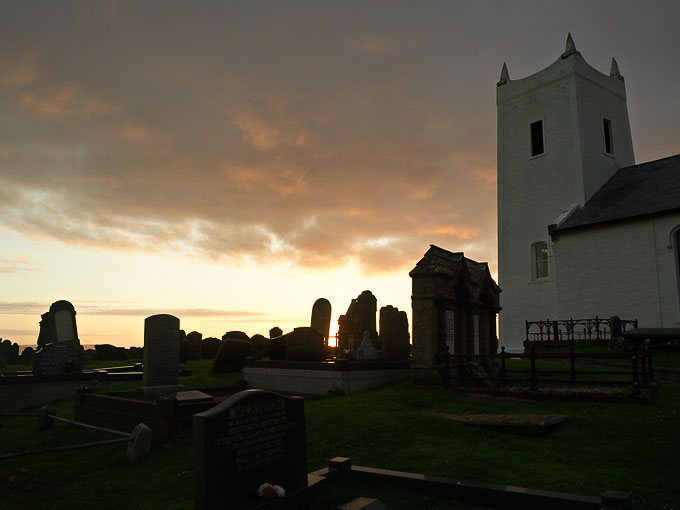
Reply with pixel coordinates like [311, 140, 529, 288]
[194, 389, 307, 510]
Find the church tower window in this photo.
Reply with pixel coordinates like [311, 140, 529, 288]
[603, 118, 614, 154]
[531, 242, 549, 279]
[530, 120, 544, 157]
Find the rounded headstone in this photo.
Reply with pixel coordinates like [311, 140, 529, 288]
[213, 338, 251, 372]
[143, 314, 180, 387]
[310, 298, 332, 345]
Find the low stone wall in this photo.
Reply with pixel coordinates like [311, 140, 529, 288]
[0, 370, 142, 413]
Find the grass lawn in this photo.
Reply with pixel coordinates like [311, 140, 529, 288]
[1, 360, 679, 509]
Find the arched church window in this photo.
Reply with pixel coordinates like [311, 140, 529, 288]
[531, 242, 549, 280]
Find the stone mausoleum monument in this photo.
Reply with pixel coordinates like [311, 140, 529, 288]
[142, 314, 183, 396]
[33, 300, 84, 375]
[410, 245, 501, 383]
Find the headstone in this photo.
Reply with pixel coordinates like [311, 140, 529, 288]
[143, 314, 181, 388]
[186, 331, 203, 360]
[283, 327, 325, 361]
[0, 339, 20, 365]
[93, 344, 126, 361]
[37, 300, 80, 348]
[127, 423, 153, 463]
[194, 389, 308, 510]
[249, 334, 268, 359]
[213, 337, 251, 373]
[32, 300, 83, 375]
[200, 337, 222, 360]
[379, 306, 410, 361]
[310, 298, 332, 346]
[355, 331, 378, 360]
[609, 316, 623, 339]
[19, 346, 35, 364]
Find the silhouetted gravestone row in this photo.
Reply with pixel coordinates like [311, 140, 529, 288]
[0, 339, 21, 365]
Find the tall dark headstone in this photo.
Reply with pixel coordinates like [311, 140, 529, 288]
[379, 305, 410, 361]
[33, 300, 84, 374]
[310, 298, 332, 347]
[194, 389, 308, 510]
[143, 314, 181, 388]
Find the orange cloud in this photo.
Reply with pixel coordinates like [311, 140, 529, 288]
[353, 35, 393, 54]
[20, 85, 118, 119]
[0, 257, 41, 274]
[420, 226, 479, 240]
[0, 51, 39, 88]
[119, 122, 168, 144]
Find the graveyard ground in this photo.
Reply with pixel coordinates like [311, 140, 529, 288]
[1, 359, 678, 509]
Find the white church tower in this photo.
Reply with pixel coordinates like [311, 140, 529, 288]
[497, 34, 635, 351]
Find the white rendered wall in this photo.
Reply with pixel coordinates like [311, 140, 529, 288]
[497, 49, 634, 351]
[554, 215, 680, 328]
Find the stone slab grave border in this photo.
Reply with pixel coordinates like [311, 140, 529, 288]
[74, 385, 251, 442]
[430, 412, 567, 436]
[309, 457, 632, 510]
[194, 389, 317, 510]
[243, 358, 411, 396]
[0, 368, 143, 414]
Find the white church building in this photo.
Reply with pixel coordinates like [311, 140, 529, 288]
[497, 34, 680, 352]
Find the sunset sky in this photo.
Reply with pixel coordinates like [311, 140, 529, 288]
[2, 1, 679, 348]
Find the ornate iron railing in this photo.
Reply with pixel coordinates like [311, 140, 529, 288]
[525, 317, 638, 342]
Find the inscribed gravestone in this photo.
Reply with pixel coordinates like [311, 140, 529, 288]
[33, 300, 83, 374]
[310, 298, 332, 346]
[143, 314, 180, 387]
[194, 389, 307, 510]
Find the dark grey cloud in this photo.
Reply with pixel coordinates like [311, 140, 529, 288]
[1, 1, 678, 275]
